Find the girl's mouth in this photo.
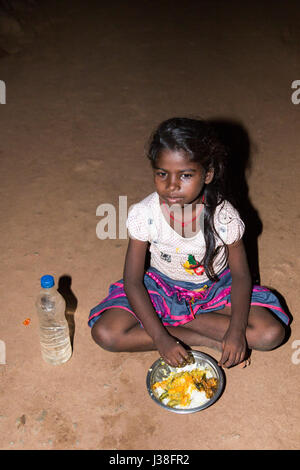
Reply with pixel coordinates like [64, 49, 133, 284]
[165, 196, 183, 204]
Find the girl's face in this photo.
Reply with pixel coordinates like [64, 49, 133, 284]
[153, 149, 214, 207]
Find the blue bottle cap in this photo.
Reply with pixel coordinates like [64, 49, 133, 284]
[40, 275, 55, 288]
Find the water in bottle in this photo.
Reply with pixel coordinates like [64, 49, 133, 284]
[36, 275, 72, 365]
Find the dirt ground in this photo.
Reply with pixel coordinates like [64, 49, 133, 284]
[0, 0, 299, 451]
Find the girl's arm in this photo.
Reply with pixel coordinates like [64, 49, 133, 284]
[123, 238, 189, 367]
[218, 239, 252, 368]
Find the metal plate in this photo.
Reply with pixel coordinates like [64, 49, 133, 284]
[146, 350, 225, 414]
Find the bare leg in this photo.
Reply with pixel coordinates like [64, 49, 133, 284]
[182, 305, 286, 351]
[91, 308, 222, 352]
[91, 305, 285, 356]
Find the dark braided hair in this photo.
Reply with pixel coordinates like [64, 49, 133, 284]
[146, 117, 229, 281]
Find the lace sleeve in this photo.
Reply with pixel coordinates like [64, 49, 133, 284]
[126, 203, 150, 242]
[215, 201, 245, 245]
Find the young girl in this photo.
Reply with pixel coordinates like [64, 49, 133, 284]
[89, 117, 289, 368]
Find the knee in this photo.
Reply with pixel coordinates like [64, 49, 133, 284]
[91, 320, 120, 352]
[256, 321, 286, 351]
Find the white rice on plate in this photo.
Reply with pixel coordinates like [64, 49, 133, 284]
[153, 363, 215, 409]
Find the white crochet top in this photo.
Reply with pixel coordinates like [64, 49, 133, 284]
[126, 192, 245, 283]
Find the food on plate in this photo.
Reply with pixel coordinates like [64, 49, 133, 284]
[152, 364, 219, 409]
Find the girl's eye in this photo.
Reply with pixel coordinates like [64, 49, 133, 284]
[156, 171, 167, 178]
[181, 174, 193, 179]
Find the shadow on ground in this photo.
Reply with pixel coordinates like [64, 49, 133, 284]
[58, 275, 77, 348]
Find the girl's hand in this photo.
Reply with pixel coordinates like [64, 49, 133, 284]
[218, 327, 247, 368]
[155, 333, 190, 368]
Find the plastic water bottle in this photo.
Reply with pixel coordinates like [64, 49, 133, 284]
[36, 275, 72, 365]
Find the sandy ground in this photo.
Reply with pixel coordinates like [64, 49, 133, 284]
[0, 0, 300, 451]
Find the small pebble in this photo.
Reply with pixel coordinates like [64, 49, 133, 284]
[16, 414, 26, 428]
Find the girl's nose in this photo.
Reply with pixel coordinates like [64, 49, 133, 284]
[166, 176, 180, 191]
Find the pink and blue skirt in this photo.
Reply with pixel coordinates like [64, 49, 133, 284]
[88, 267, 290, 328]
